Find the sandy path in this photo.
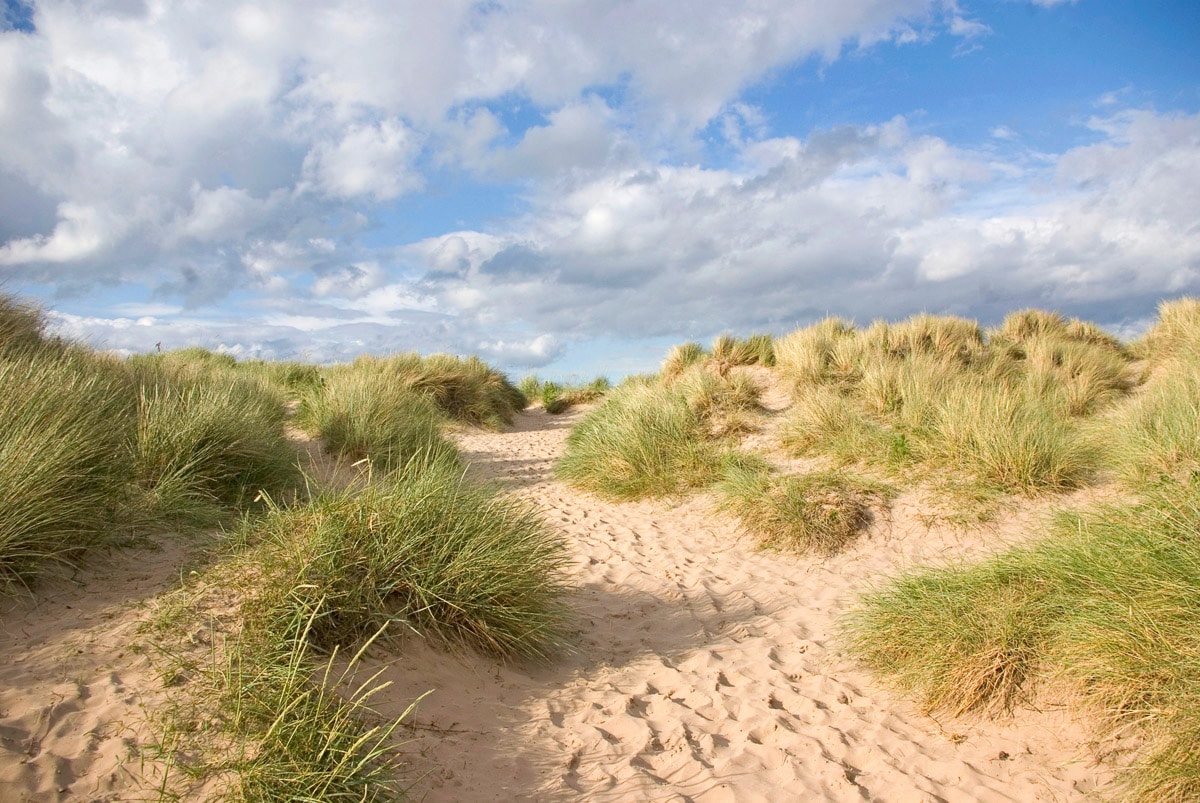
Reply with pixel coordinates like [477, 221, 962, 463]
[367, 408, 1109, 802]
[0, 538, 187, 801]
[0, 405, 1111, 801]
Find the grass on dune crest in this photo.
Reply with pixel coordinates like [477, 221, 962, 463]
[1105, 363, 1200, 490]
[248, 453, 572, 659]
[519, 375, 611, 414]
[1131, 297, 1200, 360]
[716, 460, 890, 555]
[773, 310, 1133, 507]
[555, 381, 731, 500]
[345, 352, 526, 429]
[297, 369, 460, 472]
[661, 334, 775, 381]
[844, 484, 1200, 802]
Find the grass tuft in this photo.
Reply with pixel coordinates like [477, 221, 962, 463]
[844, 485, 1200, 801]
[556, 383, 724, 500]
[350, 353, 526, 429]
[250, 453, 571, 659]
[661, 342, 707, 379]
[0, 352, 135, 586]
[297, 370, 459, 472]
[716, 462, 886, 555]
[133, 370, 302, 526]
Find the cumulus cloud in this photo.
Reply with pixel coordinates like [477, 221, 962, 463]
[4, 1, 1194, 376]
[412, 108, 1200, 344]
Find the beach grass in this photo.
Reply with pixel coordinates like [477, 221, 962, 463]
[844, 484, 1200, 801]
[716, 461, 888, 555]
[0, 350, 135, 587]
[247, 452, 572, 659]
[296, 369, 460, 472]
[132, 369, 302, 526]
[555, 382, 726, 500]
[343, 352, 527, 429]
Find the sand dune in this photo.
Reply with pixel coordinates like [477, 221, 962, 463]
[369, 407, 1108, 801]
[0, 405, 1110, 801]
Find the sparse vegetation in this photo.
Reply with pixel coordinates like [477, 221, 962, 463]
[5, 286, 1199, 802]
[296, 369, 459, 472]
[555, 382, 727, 500]
[158, 603, 416, 801]
[522, 375, 610, 414]
[716, 461, 888, 555]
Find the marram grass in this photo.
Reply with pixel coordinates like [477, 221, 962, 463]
[297, 369, 460, 472]
[156, 601, 416, 801]
[716, 461, 888, 555]
[0, 351, 135, 586]
[555, 382, 725, 500]
[133, 371, 302, 526]
[844, 485, 1200, 802]
[249, 453, 572, 660]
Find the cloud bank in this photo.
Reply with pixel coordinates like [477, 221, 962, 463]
[1, 1, 1196, 374]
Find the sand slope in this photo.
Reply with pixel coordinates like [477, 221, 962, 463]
[366, 408, 1108, 801]
[0, 539, 185, 801]
[0, 405, 1112, 801]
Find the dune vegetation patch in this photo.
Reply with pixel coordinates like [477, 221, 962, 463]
[842, 297, 1200, 802]
[4, 287, 1199, 802]
[716, 460, 891, 555]
[518, 374, 611, 414]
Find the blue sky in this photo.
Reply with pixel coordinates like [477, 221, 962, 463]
[1, 0, 1198, 380]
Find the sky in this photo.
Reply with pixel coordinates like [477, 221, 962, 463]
[1, 0, 1198, 380]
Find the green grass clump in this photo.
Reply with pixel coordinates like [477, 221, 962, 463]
[926, 380, 1100, 493]
[297, 370, 459, 472]
[237, 359, 326, 398]
[348, 353, 526, 429]
[539, 376, 610, 415]
[661, 341, 707, 380]
[251, 453, 571, 659]
[716, 462, 885, 555]
[0, 352, 135, 586]
[556, 383, 725, 500]
[132, 370, 302, 526]
[845, 485, 1200, 801]
[189, 604, 413, 801]
[780, 386, 899, 466]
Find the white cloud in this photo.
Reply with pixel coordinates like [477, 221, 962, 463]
[0, 202, 110, 263]
[301, 119, 422, 201]
[4, 1, 1194, 376]
[414, 108, 1200, 341]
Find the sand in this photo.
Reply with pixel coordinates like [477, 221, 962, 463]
[0, 405, 1112, 801]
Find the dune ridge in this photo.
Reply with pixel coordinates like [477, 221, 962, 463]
[0, 403, 1111, 801]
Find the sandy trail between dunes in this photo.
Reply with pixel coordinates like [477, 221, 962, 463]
[0, 406, 1112, 802]
[366, 408, 1108, 802]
